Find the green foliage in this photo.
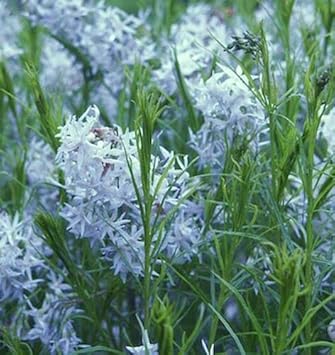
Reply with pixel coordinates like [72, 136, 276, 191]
[1, 0, 334, 353]
[0, 328, 33, 355]
[174, 51, 201, 133]
[151, 296, 174, 354]
[25, 64, 63, 152]
[0, 153, 26, 216]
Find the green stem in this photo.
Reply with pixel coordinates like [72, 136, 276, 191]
[143, 203, 152, 330]
[304, 132, 315, 355]
[323, 0, 333, 55]
[303, 97, 320, 354]
[208, 286, 227, 347]
[209, 237, 234, 348]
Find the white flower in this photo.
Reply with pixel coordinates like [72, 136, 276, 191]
[56, 105, 200, 281]
[201, 339, 215, 355]
[24, 273, 82, 355]
[56, 105, 100, 154]
[126, 330, 158, 355]
[255, 0, 320, 65]
[0, 212, 43, 301]
[40, 38, 84, 95]
[189, 66, 266, 171]
[162, 201, 204, 263]
[25, 0, 155, 114]
[26, 137, 55, 185]
[102, 223, 145, 282]
[153, 3, 230, 95]
[56, 105, 143, 279]
[193, 67, 264, 133]
[319, 106, 335, 155]
[328, 319, 335, 342]
[0, 3, 22, 60]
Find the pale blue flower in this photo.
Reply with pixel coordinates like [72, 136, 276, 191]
[153, 3, 230, 95]
[56, 105, 200, 281]
[189, 66, 266, 171]
[24, 274, 82, 355]
[0, 212, 43, 301]
[0, 2, 22, 60]
[25, 0, 155, 106]
[320, 106, 335, 155]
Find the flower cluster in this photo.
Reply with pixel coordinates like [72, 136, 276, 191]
[189, 66, 266, 171]
[40, 38, 84, 96]
[25, 0, 155, 98]
[1, 0, 334, 352]
[255, 0, 320, 63]
[126, 329, 158, 355]
[0, 212, 43, 301]
[23, 273, 82, 355]
[26, 137, 55, 186]
[56, 105, 203, 281]
[0, 2, 22, 60]
[320, 106, 335, 154]
[153, 3, 230, 95]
